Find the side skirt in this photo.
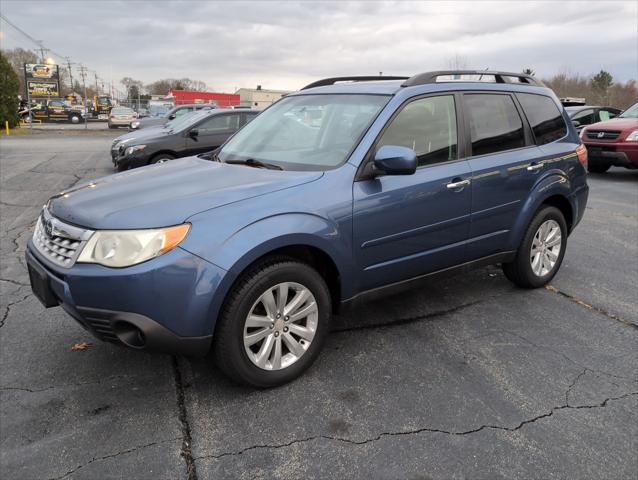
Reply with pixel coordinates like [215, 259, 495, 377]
[340, 251, 516, 311]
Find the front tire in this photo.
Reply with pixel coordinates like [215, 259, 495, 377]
[149, 153, 175, 165]
[213, 258, 331, 387]
[503, 206, 567, 288]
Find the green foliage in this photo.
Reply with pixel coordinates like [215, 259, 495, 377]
[591, 70, 613, 96]
[0, 52, 20, 128]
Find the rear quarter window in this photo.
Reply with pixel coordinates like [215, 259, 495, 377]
[517, 93, 567, 145]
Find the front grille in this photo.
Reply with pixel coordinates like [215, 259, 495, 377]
[586, 130, 621, 140]
[32, 208, 94, 268]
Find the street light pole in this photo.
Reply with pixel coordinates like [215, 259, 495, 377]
[79, 64, 88, 131]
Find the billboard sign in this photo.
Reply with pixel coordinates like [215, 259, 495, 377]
[25, 63, 59, 81]
[27, 81, 60, 97]
[24, 63, 60, 97]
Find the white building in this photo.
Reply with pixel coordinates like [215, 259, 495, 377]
[235, 86, 291, 110]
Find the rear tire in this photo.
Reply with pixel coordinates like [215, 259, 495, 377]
[213, 257, 331, 388]
[69, 114, 81, 124]
[503, 206, 567, 289]
[108, 123, 117, 129]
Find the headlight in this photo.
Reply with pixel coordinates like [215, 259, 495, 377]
[77, 224, 190, 268]
[625, 130, 638, 141]
[125, 144, 146, 155]
[131, 121, 140, 128]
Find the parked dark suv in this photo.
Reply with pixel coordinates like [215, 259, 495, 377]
[27, 71, 588, 387]
[111, 109, 259, 171]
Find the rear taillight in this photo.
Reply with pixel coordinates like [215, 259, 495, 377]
[576, 144, 588, 168]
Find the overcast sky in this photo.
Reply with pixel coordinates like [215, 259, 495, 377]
[1, 1, 636, 93]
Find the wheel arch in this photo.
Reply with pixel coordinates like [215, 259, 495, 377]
[198, 213, 354, 335]
[148, 150, 178, 163]
[508, 173, 576, 250]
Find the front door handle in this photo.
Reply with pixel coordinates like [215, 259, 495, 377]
[527, 162, 544, 171]
[446, 179, 471, 190]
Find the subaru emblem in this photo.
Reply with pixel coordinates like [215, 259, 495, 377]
[597, 131, 605, 139]
[44, 219, 54, 238]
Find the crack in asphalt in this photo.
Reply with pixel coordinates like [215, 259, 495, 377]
[195, 392, 638, 462]
[0, 374, 141, 393]
[492, 329, 638, 383]
[48, 437, 182, 480]
[0, 277, 29, 287]
[0, 201, 38, 208]
[332, 299, 484, 333]
[1, 294, 31, 328]
[545, 285, 637, 330]
[172, 356, 198, 480]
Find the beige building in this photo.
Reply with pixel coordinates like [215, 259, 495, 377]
[235, 86, 291, 110]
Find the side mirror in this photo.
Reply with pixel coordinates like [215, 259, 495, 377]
[373, 145, 417, 175]
[572, 120, 581, 127]
[168, 113, 176, 120]
[188, 129, 199, 139]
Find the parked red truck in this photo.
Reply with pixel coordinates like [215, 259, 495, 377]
[581, 101, 638, 173]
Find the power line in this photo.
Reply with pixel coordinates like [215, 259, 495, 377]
[0, 14, 65, 60]
[1, 13, 110, 98]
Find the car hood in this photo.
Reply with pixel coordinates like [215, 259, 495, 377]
[48, 157, 323, 229]
[586, 117, 638, 131]
[113, 126, 170, 145]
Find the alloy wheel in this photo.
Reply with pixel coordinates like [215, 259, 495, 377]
[243, 282, 318, 371]
[530, 219, 562, 277]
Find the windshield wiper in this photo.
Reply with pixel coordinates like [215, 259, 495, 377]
[198, 150, 219, 161]
[225, 158, 283, 170]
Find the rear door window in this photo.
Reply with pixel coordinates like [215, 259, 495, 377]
[464, 94, 525, 156]
[516, 93, 567, 145]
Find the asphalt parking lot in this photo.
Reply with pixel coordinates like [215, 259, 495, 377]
[1, 131, 636, 479]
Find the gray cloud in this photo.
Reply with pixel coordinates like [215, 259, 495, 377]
[1, 0, 636, 93]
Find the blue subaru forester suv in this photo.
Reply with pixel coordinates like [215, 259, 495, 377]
[27, 71, 589, 387]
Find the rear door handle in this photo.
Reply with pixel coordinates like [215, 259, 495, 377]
[527, 162, 544, 171]
[446, 179, 471, 190]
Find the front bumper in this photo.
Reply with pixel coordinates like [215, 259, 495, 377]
[583, 141, 638, 168]
[110, 146, 149, 169]
[26, 242, 226, 356]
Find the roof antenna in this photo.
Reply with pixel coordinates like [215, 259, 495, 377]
[478, 67, 489, 82]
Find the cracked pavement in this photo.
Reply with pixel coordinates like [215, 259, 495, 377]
[1, 132, 637, 479]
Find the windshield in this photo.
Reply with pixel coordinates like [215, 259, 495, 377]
[150, 105, 170, 117]
[164, 110, 210, 132]
[218, 94, 390, 170]
[619, 102, 638, 118]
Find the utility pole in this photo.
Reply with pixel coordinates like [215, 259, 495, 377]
[36, 41, 48, 63]
[78, 64, 89, 131]
[65, 57, 75, 93]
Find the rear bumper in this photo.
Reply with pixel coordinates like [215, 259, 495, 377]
[25, 244, 223, 356]
[570, 184, 589, 231]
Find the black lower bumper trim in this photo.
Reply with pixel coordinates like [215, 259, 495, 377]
[75, 306, 212, 357]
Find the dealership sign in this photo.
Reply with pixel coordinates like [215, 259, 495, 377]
[24, 63, 60, 97]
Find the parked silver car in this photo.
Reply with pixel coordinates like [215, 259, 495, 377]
[108, 107, 139, 129]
